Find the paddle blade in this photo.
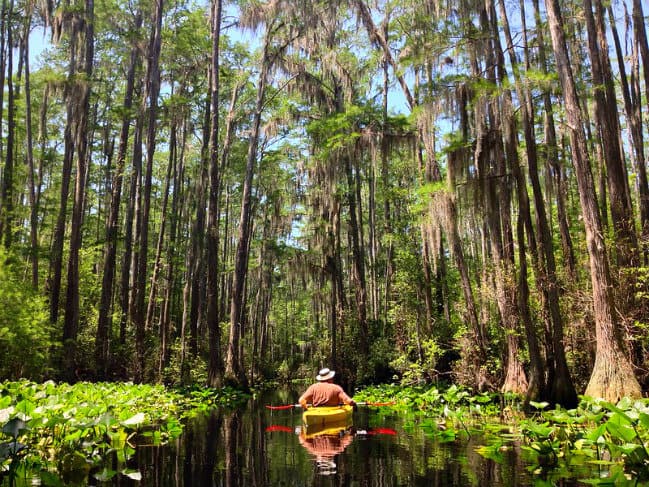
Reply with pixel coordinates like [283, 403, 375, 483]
[367, 427, 397, 436]
[265, 425, 294, 433]
[359, 401, 396, 407]
[265, 404, 299, 410]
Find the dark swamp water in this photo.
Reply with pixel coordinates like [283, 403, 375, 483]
[118, 389, 536, 487]
[13, 389, 636, 486]
[98, 389, 606, 487]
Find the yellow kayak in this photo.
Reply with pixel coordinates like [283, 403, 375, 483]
[302, 405, 353, 433]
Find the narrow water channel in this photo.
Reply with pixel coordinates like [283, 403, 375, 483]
[118, 388, 545, 486]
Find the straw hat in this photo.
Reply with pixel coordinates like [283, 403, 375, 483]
[316, 368, 335, 381]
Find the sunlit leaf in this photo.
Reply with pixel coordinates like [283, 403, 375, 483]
[122, 412, 146, 426]
[123, 469, 142, 480]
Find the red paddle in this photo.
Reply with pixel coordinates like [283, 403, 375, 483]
[265, 403, 301, 410]
[265, 425, 294, 433]
[365, 427, 397, 436]
[265, 401, 395, 410]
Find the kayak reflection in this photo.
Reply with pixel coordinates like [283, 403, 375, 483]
[297, 423, 354, 475]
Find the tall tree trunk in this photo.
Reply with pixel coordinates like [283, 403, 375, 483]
[343, 151, 369, 362]
[500, 0, 577, 406]
[50, 96, 75, 325]
[146, 120, 176, 333]
[632, 0, 649, 127]
[133, 0, 163, 381]
[544, 0, 641, 401]
[96, 12, 141, 377]
[23, 8, 38, 287]
[1, 0, 15, 249]
[63, 0, 94, 380]
[120, 101, 143, 346]
[485, 1, 529, 396]
[608, 5, 649, 260]
[0, 0, 7, 241]
[225, 26, 273, 388]
[188, 97, 211, 361]
[159, 116, 184, 377]
[147, 119, 176, 376]
[584, 0, 637, 269]
[380, 21, 394, 324]
[206, 0, 224, 387]
[531, 0, 576, 280]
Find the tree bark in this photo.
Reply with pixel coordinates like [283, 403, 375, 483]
[1, 0, 15, 248]
[23, 8, 38, 287]
[96, 11, 141, 377]
[63, 0, 94, 380]
[632, 0, 649, 129]
[133, 0, 163, 381]
[584, 0, 637, 269]
[225, 25, 274, 388]
[500, 0, 577, 406]
[206, 0, 224, 387]
[0, 0, 8, 242]
[608, 5, 649, 260]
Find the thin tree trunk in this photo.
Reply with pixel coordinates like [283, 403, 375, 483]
[50, 96, 75, 325]
[584, 0, 637, 268]
[0, 0, 7, 238]
[380, 20, 394, 324]
[63, 0, 94, 380]
[501, 0, 577, 406]
[1, 0, 15, 248]
[206, 0, 224, 386]
[96, 12, 141, 377]
[146, 120, 176, 333]
[120, 101, 143, 346]
[159, 116, 184, 377]
[608, 5, 649, 258]
[343, 151, 369, 360]
[134, 0, 163, 381]
[36, 84, 48, 274]
[225, 26, 273, 388]
[23, 8, 38, 287]
[632, 0, 649, 125]
[188, 97, 210, 360]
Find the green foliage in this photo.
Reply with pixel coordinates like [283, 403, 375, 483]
[0, 380, 248, 484]
[390, 338, 443, 385]
[163, 339, 208, 386]
[357, 384, 649, 484]
[0, 250, 53, 380]
[497, 397, 649, 483]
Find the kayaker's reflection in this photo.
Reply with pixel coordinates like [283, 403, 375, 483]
[298, 427, 354, 475]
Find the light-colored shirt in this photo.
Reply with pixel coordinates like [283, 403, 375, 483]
[299, 382, 353, 408]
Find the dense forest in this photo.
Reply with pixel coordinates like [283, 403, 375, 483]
[0, 0, 648, 407]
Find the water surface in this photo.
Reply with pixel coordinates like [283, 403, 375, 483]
[11, 389, 607, 485]
[121, 389, 539, 486]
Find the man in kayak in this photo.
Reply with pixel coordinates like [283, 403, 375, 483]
[299, 368, 357, 410]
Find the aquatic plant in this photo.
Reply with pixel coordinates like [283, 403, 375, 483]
[356, 383, 649, 484]
[0, 380, 248, 485]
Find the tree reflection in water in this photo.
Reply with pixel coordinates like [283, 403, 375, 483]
[126, 392, 534, 486]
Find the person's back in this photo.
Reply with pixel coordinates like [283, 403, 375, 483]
[299, 368, 356, 409]
[301, 381, 347, 407]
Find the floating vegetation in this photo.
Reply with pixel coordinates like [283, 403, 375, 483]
[0, 380, 248, 485]
[355, 384, 649, 484]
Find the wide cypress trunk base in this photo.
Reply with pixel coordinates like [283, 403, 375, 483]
[585, 351, 641, 401]
[501, 336, 528, 395]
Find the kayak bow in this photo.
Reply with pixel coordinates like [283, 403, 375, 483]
[302, 405, 353, 432]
